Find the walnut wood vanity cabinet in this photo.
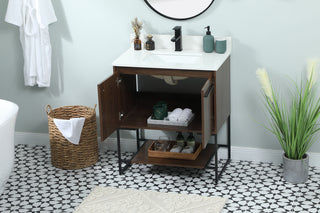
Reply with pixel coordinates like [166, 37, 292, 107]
[98, 57, 231, 183]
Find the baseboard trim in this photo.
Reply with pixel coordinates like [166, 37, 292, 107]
[15, 132, 320, 167]
[15, 132, 50, 147]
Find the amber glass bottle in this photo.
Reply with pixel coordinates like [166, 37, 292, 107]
[134, 38, 142, 50]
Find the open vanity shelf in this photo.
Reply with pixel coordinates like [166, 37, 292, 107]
[120, 92, 202, 132]
[98, 56, 231, 184]
[132, 140, 216, 169]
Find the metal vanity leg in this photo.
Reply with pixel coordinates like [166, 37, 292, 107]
[228, 115, 231, 160]
[117, 129, 123, 175]
[208, 116, 231, 184]
[215, 134, 219, 184]
[136, 129, 140, 150]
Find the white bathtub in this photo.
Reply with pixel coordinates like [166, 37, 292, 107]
[0, 99, 18, 195]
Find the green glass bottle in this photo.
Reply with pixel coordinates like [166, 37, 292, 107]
[186, 133, 196, 150]
[176, 132, 185, 147]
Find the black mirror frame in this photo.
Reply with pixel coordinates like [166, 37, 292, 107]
[144, 0, 214, 21]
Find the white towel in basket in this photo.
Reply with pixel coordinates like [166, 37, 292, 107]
[53, 117, 85, 145]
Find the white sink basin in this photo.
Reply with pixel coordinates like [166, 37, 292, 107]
[143, 52, 203, 84]
[146, 52, 202, 65]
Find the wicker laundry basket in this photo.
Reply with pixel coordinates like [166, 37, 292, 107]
[46, 104, 98, 169]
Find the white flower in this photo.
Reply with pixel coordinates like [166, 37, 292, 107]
[307, 59, 318, 90]
[256, 68, 273, 102]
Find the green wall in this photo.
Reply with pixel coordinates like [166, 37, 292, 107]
[1, 0, 320, 152]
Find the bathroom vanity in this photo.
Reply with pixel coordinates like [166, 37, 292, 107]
[98, 35, 231, 184]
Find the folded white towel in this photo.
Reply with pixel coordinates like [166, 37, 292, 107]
[177, 108, 193, 122]
[53, 117, 85, 145]
[168, 108, 182, 121]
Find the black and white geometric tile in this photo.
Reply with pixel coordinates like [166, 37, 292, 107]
[0, 144, 319, 212]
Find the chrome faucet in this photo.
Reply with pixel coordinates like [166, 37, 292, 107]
[171, 26, 182, 51]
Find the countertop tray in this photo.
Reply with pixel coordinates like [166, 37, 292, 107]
[148, 141, 202, 161]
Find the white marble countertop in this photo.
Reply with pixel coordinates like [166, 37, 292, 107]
[112, 35, 231, 71]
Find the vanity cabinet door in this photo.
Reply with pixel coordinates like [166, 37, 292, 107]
[201, 78, 214, 149]
[97, 74, 120, 141]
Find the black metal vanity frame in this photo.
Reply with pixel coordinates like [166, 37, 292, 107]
[115, 116, 231, 185]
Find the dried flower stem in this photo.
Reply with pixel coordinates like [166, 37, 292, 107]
[131, 17, 143, 39]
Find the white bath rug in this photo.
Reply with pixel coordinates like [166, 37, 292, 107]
[74, 187, 227, 213]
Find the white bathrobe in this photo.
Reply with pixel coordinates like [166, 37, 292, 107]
[5, 0, 57, 87]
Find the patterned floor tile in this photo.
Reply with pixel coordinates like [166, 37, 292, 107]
[0, 145, 319, 212]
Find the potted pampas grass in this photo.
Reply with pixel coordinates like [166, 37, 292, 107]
[256, 60, 320, 184]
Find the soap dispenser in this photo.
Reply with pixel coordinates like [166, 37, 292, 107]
[203, 26, 214, 53]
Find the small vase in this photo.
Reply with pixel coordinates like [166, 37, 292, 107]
[146, 35, 155, 51]
[283, 153, 309, 184]
[134, 38, 141, 50]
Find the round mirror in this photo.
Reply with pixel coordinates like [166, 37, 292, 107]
[144, 0, 214, 20]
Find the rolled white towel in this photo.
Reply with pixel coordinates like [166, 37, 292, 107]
[168, 108, 182, 121]
[170, 145, 183, 153]
[177, 108, 192, 122]
[181, 146, 194, 154]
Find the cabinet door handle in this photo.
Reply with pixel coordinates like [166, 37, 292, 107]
[119, 112, 124, 120]
[204, 84, 214, 97]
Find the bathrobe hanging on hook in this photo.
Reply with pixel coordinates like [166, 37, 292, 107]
[5, 0, 57, 87]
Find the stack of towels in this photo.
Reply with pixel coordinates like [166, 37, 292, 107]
[168, 108, 192, 123]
